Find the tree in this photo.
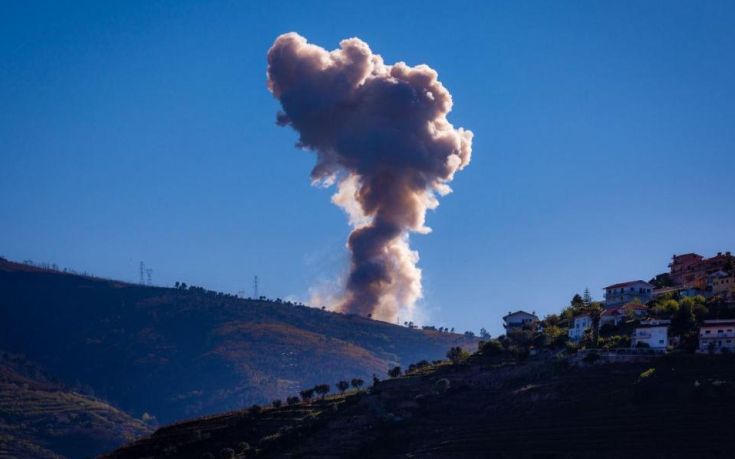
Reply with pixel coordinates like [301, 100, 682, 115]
[272, 399, 282, 408]
[314, 384, 330, 399]
[287, 396, 300, 405]
[388, 366, 402, 378]
[336, 380, 349, 394]
[351, 378, 364, 390]
[571, 293, 584, 308]
[479, 328, 491, 339]
[299, 388, 315, 402]
[583, 302, 604, 344]
[583, 288, 593, 306]
[447, 346, 470, 364]
[464, 331, 476, 338]
[481, 339, 504, 356]
[670, 299, 697, 337]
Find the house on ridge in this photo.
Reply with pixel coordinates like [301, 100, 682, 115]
[604, 280, 654, 307]
[502, 310, 539, 331]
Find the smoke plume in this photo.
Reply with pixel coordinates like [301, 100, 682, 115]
[266, 33, 473, 322]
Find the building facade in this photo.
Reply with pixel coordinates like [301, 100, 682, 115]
[568, 314, 592, 341]
[502, 311, 539, 331]
[604, 281, 654, 307]
[698, 320, 735, 353]
[632, 319, 670, 349]
[711, 272, 735, 300]
[669, 251, 733, 289]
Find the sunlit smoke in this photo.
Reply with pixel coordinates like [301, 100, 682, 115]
[267, 33, 473, 322]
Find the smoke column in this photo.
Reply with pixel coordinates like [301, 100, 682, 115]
[266, 33, 473, 322]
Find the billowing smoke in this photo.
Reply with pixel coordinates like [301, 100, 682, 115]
[266, 33, 473, 322]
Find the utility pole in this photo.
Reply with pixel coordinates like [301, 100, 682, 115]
[253, 275, 259, 299]
[139, 261, 145, 285]
[146, 268, 153, 286]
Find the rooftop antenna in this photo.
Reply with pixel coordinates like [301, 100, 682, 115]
[253, 275, 259, 299]
[139, 261, 145, 285]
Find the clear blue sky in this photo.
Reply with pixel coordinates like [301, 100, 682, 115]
[2, 1, 733, 335]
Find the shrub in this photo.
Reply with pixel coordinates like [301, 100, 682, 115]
[388, 366, 402, 378]
[300, 388, 315, 401]
[220, 448, 235, 459]
[287, 396, 300, 405]
[272, 399, 282, 408]
[446, 346, 470, 364]
[314, 383, 330, 398]
[249, 404, 261, 414]
[350, 378, 364, 390]
[336, 380, 349, 393]
[481, 339, 504, 356]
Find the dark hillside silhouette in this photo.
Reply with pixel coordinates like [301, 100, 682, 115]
[0, 259, 475, 427]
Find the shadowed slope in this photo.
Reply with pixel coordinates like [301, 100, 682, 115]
[108, 353, 735, 458]
[0, 352, 151, 459]
[0, 259, 475, 425]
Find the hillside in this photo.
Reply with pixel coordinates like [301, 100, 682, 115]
[0, 352, 151, 459]
[0, 259, 475, 427]
[107, 352, 735, 458]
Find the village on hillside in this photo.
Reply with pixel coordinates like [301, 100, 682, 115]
[502, 251, 735, 355]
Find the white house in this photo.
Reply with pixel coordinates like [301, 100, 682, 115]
[568, 314, 592, 341]
[632, 319, 670, 349]
[502, 310, 539, 331]
[698, 320, 735, 353]
[604, 280, 654, 307]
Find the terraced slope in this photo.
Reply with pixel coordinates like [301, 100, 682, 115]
[0, 353, 151, 459]
[109, 354, 735, 458]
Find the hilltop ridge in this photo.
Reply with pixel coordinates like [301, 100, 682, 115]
[0, 258, 475, 457]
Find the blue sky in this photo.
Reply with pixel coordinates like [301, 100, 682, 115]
[2, 1, 733, 335]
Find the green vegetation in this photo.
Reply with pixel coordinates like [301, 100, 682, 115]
[446, 346, 470, 364]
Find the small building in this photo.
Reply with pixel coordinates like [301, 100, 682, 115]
[502, 310, 539, 331]
[698, 320, 735, 353]
[599, 303, 648, 330]
[599, 308, 623, 329]
[670, 251, 733, 289]
[568, 314, 592, 341]
[632, 319, 670, 349]
[711, 272, 735, 300]
[604, 280, 654, 307]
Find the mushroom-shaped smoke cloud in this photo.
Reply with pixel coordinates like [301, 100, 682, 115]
[267, 33, 473, 322]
